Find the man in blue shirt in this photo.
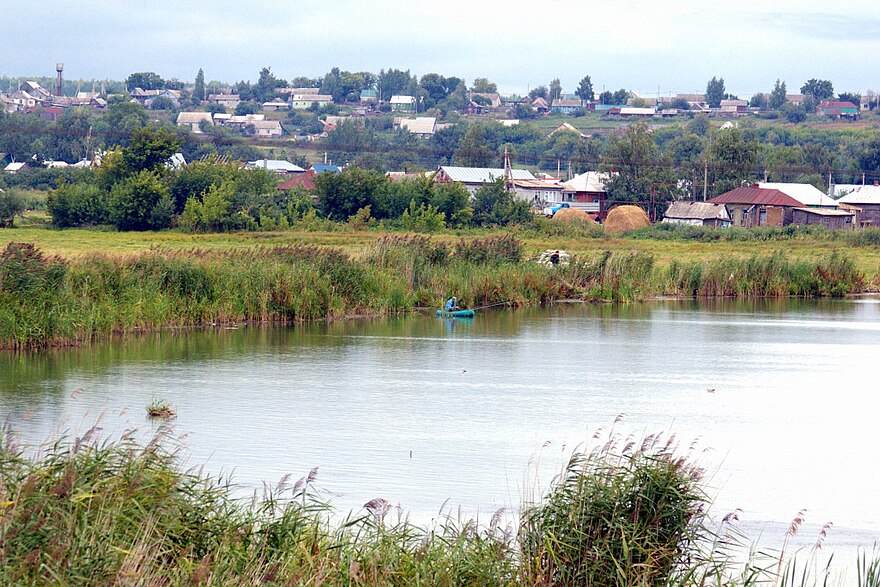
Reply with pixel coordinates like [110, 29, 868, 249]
[445, 296, 459, 312]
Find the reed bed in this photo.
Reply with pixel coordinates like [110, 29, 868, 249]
[2, 427, 878, 586]
[0, 237, 866, 350]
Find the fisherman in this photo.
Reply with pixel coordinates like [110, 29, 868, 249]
[549, 250, 560, 266]
[445, 296, 460, 312]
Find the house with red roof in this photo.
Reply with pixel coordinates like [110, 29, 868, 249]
[816, 100, 860, 119]
[708, 186, 803, 227]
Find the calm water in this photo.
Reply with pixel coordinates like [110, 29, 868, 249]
[3, 299, 880, 557]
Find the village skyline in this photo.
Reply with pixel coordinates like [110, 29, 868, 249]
[4, 0, 880, 98]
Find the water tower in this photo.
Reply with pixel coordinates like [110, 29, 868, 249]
[55, 63, 63, 97]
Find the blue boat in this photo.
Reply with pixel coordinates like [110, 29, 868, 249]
[436, 308, 476, 318]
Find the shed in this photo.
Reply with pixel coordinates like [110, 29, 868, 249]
[837, 185, 880, 226]
[790, 207, 854, 229]
[708, 186, 802, 227]
[663, 201, 731, 228]
[176, 112, 214, 133]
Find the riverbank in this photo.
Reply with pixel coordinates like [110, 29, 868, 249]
[2, 428, 875, 586]
[0, 232, 868, 349]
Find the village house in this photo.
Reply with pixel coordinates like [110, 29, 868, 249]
[207, 93, 241, 109]
[290, 94, 333, 109]
[310, 164, 342, 174]
[434, 166, 535, 195]
[511, 178, 565, 205]
[359, 89, 378, 103]
[176, 112, 214, 133]
[837, 185, 880, 226]
[551, 98, 583, 115]
[394, 116, 437, 136]
[390, 95, 416, 112]
[816, 100, 860, 119]
[662, 201, 731, 228]
[249, 120, 284, 138]
[561, 171, 610, 218]
[719, 99, 748, 114]
[276, 170, 318, 201]
[531, 97, 549, 113]
[4, 162, 29, 174]
[789, 207, 855, 228]
[261, 99, 289, 112]
[469, 92, 502, 109]
[708, 186, 803, 227]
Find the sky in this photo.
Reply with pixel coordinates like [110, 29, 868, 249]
[3, 0, 880, 98]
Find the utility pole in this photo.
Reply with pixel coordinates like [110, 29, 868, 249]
[702, 162, 708, 201]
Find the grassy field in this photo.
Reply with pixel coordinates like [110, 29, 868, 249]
[6, 226, 880, 282]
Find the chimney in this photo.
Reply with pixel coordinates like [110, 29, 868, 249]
[874, 179, 879, 187]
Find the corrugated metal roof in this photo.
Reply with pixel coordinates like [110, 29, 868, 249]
[709, 187, 802, 207]
[664, 201, 730, 220]
[398, 117, 436, 135]
[439, 166, 534, 183]
[177, 112, 213, 124]
[838, 185, 880, 205]
[512, 179, 564, 189]
[758, 182, 839, 207]
[792, 207, 855, 217]
[390, 95, 415, 104]
[246, 160, 304, 173]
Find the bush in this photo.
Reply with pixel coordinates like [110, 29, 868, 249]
[47, 183, 110, 228]
[109, 170, 174, 231]
[520, 437, 706, 587]
[0, 189, 26, 228]
[399, 199, 446, 232]
[0, 242, 67, 298]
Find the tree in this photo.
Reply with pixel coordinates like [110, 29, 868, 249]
[109, 170, 174, 231]
[749, 93, 768, 109]
[838, 92, 861, 107]
[419, 73, 448, 108]
[707, 126, 759, 194]
[800, 79, 834, 103]
[254, 67, 282, 103]
[575, 76, 594, 102]
[471, 78, 497, 93]
[453, 125, 494, 167]
[706, 76, 726, 108]
[472, 179, 531, 226]
[125, 72, 165, 92]
[378, 69, 416, 101]
[529, 86, 548, 100]
[316, 167, 387, 220]
[549, 78, 563, 101]
[193, 68, 206, 103]
[0, 188, 26, 228]
[122, 126, 182, 176]
[320, 67, 342, 102]
[603, 122, 679, 205]
[768, 79, 787, 109]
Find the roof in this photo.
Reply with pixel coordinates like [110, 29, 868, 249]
[292, 94, 333, 102]
[397, 117, 436, 135]
[757, 182, 839, 207]
[512, 179, 564, 190]
[390, 95, 415, 104]
[708, 186, 802, 207]
[177, 112, 213, 124]
[360, 89, 378, 98]
[246, 160, 304, 173]
[720, 99, 747, 107]
[4, 162, 28, 172]
[837, 185, 880, 205]
[619, 107, 656, 115]
[277, 172, 317, 191]
[208, 93, 240, 101]
[438, 166, 535, 184]
[552, 99, 583, 108]
[792, 207, 855, 217]
[251, 120, 283, 130]
[498, 119, 520, 127]
[664, 201, 729, 220]
[311, 164, 341, 174]
[818, 101, 858, 110]
[562, 171, 610, 193]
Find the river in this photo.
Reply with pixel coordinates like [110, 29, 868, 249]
[2, 299, 880, 563]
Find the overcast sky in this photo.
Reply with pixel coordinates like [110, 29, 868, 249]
[3, 0, 879, 98]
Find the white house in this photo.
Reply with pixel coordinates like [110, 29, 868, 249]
[176, 112, 214, 133]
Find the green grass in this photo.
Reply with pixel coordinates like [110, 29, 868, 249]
[0, 234, 868, 349]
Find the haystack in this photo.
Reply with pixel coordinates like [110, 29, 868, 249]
[552, 207, 596, 224]
[603, 205, 650, 233]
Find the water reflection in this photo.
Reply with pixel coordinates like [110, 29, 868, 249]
[2, 298, 879, 559]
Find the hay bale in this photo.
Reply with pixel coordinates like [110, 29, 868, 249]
[552, 207, 596, 224]
[604, 205, 650, 233]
